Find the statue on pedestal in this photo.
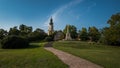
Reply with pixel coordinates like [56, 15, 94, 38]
[65, 25, 72, 40]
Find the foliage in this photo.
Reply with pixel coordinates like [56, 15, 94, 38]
[63, 25, 78, 39]
[44, 36, 53, 42]
[27, 28, 47, 42]
[8, 26, 20, 35]
[103, 13, 120, 45]
[0, 24, 47, 43]
[0, 24, 47, 49]
[53, 41, 120, 68]
[19, 24, 33, 37]
[88, 26, 101, 42]
[0, 29, 7, 40]
[78, 27, 88, 41]
[1, 35, 29, 49]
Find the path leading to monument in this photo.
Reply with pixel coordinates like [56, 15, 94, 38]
[44, 43, 103, 68]
[44, 42, 53, 47]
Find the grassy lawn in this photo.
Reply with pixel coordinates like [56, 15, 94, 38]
[53, 41, 120, 68]
[0, 42, 68, 68]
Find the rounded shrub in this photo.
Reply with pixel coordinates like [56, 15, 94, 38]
[44, 36, 53, 42]
[0, 39, 2, 48]
[1, 35, 29, 49]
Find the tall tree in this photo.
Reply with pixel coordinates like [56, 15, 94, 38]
[0, 29, 7, 39]
[103, 13, 120, 45]
[19, 24, 26, 32]
[8, 26, 20, 35]
[19, 24, 33, 37]
[28, 28, 47, 41]
[88, 26, 101, 42]
[27, 26, 33, 33]
[78, 27, 88, 41]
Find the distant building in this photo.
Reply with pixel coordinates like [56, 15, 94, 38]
[54, 31, 65, 41]
[48, 17, 54, 35]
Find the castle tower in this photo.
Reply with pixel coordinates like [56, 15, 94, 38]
[48, 17, 54, 35]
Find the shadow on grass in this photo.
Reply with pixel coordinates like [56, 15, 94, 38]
[27, 45, 41, 49]
[0, 45, 41, 50]
[0, 43, 41, 49]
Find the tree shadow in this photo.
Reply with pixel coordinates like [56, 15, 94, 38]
[27, 45, 41, 49]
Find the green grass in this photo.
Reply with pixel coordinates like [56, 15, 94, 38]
[53, 41, 120, 68]
[0, 42, 68, 68]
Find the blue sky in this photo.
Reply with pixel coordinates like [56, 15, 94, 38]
[0, 0, 120, 32]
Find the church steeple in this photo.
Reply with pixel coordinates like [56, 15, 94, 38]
[50, 17, 53, 25]
[48, 17, 54, 35]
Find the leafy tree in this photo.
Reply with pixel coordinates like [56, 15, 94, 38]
[107, 13, 120, 27]
[44, 36, 53, 42]
[8, 26, 20, 35]
[0, 29, 7, 39]
[0, 24, 48, 48]
[19, 24, 27, 32]
[19, 24, 33, 38]
[78, 27, 88, 41]
[103, 13, 120, 45]
[1, 35, 29, 49]
[27, 28, 47, 42]
[34, 28, 47, 40]
[63, 25, 78, 39]
[88, 26, 101, 42]
[27, 26, 33, 33]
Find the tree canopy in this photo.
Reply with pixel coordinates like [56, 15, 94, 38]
[88, 26, 101, 42]
[78, 27, 88, 41]
[103, 13, 120, 45]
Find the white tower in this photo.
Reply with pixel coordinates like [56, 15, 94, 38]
[48, 17, 54, 35]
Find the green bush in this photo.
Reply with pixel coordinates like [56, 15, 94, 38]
[0, 39, 2, 48]
[1, 35, 29, 49]
[44, 36, 53, 42]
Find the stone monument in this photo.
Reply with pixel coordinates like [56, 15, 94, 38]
[65, 25, 72, 40]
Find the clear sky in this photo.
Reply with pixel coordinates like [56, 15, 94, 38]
[0, 0, 120, 32]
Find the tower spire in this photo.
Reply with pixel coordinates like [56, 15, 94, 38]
[48, 17, 54, 35]
[50, 17, 53, 25]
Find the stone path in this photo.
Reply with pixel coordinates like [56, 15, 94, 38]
[44, 47, 103, 68]
[44, 42, 53, 47]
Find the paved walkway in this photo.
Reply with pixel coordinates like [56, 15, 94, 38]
[44, 47, 103, 68]
[44, 42, 53, 47]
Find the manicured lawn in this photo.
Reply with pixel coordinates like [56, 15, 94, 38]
[53, 41, 120, 68]
[0, 42, 68, 68]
